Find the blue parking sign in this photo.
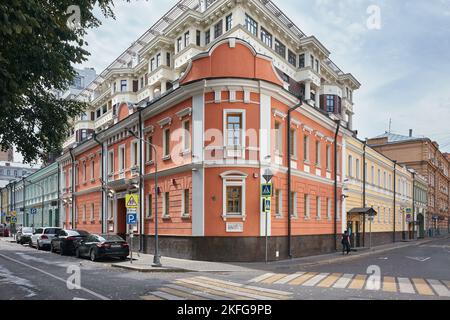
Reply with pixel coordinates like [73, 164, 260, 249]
[127, 212, 137, 225]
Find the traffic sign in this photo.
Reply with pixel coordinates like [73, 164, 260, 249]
[125, 194, 139, 209]
[263, 169, 273, 183]
[11, 211, 16, 217]
[11, 217, 17, 224]
[30, 208, 37, 215]
[1, 211, 5, 217]
[261, 183, 273, 197]
[262, 197, 271, 214]
[405, 208, 412, 214]
[126, 211, 138, 225]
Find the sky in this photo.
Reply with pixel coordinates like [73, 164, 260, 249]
[18, 0, 450, 162]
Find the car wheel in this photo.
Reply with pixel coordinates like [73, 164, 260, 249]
[119, 256, 127, 261]
[60, 246, 65, 256]
[50, 244, 55, 253]
[90, 249, 97, 262]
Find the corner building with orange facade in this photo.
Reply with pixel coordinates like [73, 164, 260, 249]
[59, 0, 360, 262]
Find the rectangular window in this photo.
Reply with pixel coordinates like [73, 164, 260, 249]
[196, 30, 201, 46]
[163, 192, 170, 217]
[326, 145, 331, 170]
[146, 194, 152, 218]
[177, 37, 182, 52]
[184, 31, 190, 47]
[260, 28, 272, 47]
[226, 113, 242, 147]
[326, 95, 335, 112]
[108, 199, 114, 220]
[90, 203, 94, 222]
[120, 80, 127, 92]
[274, 39, 286, 58]
[290, 129, 296, 158]
[274, 122, 282, 154]
[156, 53, 161, 67]
[310, 55, 314, 68]
[146, 136, 153, 162]
[288, 50, 297, 67]
[226, 14, 232, 31]
[315, 141, 321, 166]
[378, 169, 381, 186]
[290, 192, 297, 218]
[82, 161, 86, 183]
[383, 172, 387, 188]
[348, 155, 353, 177]
[315, 59, 320, 72]
[316, 196, 321, 219]
[166, 52, 171, 67]
[119, 145, 125, 171]
[82, 204, 86, 223]
[327, 198, 331, 220]
[182, 120, 190, 151]
[371, 166, 375, 184]
[163, 129, 170, 157]
[214, 20, 223, 38]
[304, 135, 310, 162]
[205, 30, 210, 45]
[226, 186, 242, 214]
[275, 189, 282, 217]
[299, 54, 305, 68]
[245, 14, 258, 36]
[356, 159, 360, 180]
[90, 159, 94, 181]
[183, 189, 189, 216]
[131, 141, 139, 167]
[304, 194, 310, 219]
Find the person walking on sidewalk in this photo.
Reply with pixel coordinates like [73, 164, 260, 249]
[341, 231, 351, 255]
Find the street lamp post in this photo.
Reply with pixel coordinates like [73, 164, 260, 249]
[127, 128, 161, 267]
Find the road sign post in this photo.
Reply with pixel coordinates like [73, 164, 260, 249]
[262, 169, 273, 264]
[126, 207, 138, 264]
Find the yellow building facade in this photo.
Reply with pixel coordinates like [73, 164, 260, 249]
[342, 134, 413, 247]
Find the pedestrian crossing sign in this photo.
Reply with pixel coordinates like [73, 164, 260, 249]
[261, 183, 273, 197]
[126, 194, 139, 209]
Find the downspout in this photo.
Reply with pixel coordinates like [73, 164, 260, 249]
[138, 108, 144, 253]
[69, 148, 76, 230]
[412, 171, 416, 240]
[333, 120, 341, 251]
[57, 163, 60, 228]
[22, 177, 26, 227]
[93, 133, 105, 234]
[362, 140, 367, 247]
[393, 160, 397, 242]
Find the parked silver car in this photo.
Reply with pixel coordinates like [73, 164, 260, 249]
[31, 227, 62, 250]
[16, 227, 34, 245]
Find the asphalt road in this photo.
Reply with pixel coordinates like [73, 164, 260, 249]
[0, 237, 449, 300]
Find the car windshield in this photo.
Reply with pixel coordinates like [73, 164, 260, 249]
[44, 228, 61, 234]
[34, 228, 43, 234]
[67, 230, 89, 236]
[98, 235, 124, 242]
[22, 227, 33, 233]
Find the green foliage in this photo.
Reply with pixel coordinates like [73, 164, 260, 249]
[0, 0, 119, 163]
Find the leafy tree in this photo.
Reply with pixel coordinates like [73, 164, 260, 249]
[0, 0, 119, 163]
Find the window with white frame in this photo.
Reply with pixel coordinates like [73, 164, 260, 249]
[90, 203, 94, 222]
[348, 155, 353, 177]
[275, 189, 282, 217]
[304, 194, 310, 219]
[225, 14, 232, 31]
[315, 141, 321, 167]
[182, 189, 189, 217]
[355, 158, 360, 180]
[326, 145, 331, 170]
[316, 196, 321, 219]
[371, 165, 374, 184]
[90, 159, 95, 181]
[221, 171, 247, 218]
[119, 145, 125, 172]
[274, 39, 286, 58]
[184, 31, 190, 47]
[177, 37, 182, 53]
[327, 198, 331, 220]
[260, 27, 272, 47]
[131, 140, 139, 168]
[378, 169, 381, 186]
[274, 121, 282, 155]
[224, 110, 245, 156]
[108, 150, 114, 175]
[288, 50, 296, 67]
[163, 128, 170, 157]
[245, 14, 258, 36]
[214, 20, 223, 38]
[303, 135, 310, 162]
[156, 53, 161, 67]
[377, 206, 381, 223]
[163, 192, 170, 217]
[182, 120, 190, 152]
[290, 128, 297, 158]
[383, 171, 387, 189]
[290, 192, 297, 218]
[82, 161, 86, 183]
[146, 193, 152, 218]
[146, 136, 153, 162]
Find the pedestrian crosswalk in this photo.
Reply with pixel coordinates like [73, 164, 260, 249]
[141, 276, 293, 300]
[248, 272, 450, 298]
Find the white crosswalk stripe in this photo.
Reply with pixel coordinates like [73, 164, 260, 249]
[151, 291, 184, 300]
[248, 273, 275, 283]
[273, 272, 305, 285]
[333, 274, 354, 289]
[302, 273, 330, 287]
[427, 279, 450, 297]
[397, 278, 416, 294]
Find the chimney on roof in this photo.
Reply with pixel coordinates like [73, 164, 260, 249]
[409, 129, 413, 137]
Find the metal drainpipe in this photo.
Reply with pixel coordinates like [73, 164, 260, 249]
[287, 100, 303, 259]
[362, 141, 367, 247]
[393, 160, 397, 242]
[412, 171, 416, 240]
[333, 120, 341, 251]
[69, 148, 76, 229]
[93, 133, 105, 234]
[57, 162, 60, 228]
[138, 108, 144, 253]
[22, 177, 26, 227]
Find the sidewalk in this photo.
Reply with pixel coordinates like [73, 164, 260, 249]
[111, 235, 449, 273]
[0, 236, 16, 243]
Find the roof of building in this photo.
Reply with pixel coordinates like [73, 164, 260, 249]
[0, 161, 40, 169]
[371, 132, 426, 144]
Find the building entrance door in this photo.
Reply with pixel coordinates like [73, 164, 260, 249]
[355, 221, 361, 247]
[417, 214, 424, 238]
[116, 198, 126, 240]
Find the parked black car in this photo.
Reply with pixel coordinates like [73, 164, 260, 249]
[50, 229, 90, 255]
[16, 227, 34, 245]
[75, 234, 129, 261]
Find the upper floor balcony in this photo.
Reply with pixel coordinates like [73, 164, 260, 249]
[95, 110, 114, 129]
[174, 45, 204, 71]
[63, 134, 76, 150]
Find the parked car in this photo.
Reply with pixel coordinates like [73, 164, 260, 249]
[16, 227, 34, 245]
[0, 224, 9, 237]
[30, 227, 62, 250]
[75, 234, 129, 262]
[50, 229, 90, 256]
